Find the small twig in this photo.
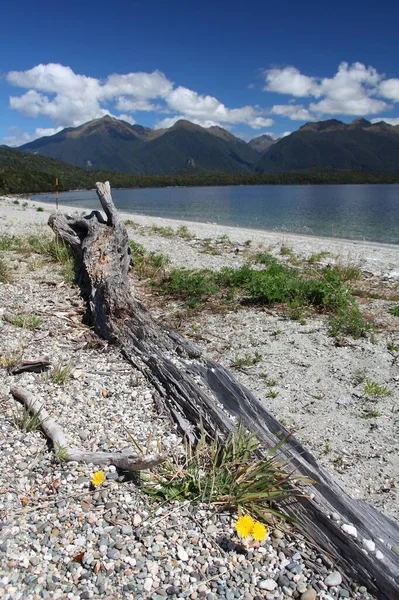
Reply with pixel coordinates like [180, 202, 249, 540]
[10, 385, 166, 472]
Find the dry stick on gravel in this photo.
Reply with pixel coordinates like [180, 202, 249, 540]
[47, 181, 399, 600]
[10, 385, 166, 471]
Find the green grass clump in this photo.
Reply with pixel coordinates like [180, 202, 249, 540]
[13, 404, 47, 432]
[389, 305, 399, 317]
[361, 409, 382, 419]
[160, 268, 219, 307]
[142, 425, 308, 523]
[129, 240, 170, 278]
[176, 225, 194, 239]
[308, 251, 333, 264]
[8, 314, 41, 329]
[49, 361, 74, 385]
[363, 380, 391, 397]
[150, 225, 175, 238]
[232, 351, 262, 368]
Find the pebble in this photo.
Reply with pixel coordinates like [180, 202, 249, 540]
[300, 589, 317, 600]
[325, 571, 343, 587]
[258, 579, 277, 591]
[177, 545, 189, 561]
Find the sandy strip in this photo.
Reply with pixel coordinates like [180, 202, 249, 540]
[1, 194, 398, 275]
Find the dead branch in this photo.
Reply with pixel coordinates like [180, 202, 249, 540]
[10, 385, 165, 471]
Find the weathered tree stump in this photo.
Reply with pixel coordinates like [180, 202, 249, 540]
[48, 182, 399, 599]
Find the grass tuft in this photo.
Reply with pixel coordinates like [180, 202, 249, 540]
[8, 314, 41, 329]
[49, 361, 74, 385]
[142, 424, 309, 524]
[363, 380, 391, 397]
[389, 305, 399, 317]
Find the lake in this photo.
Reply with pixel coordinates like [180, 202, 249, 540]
[33, 184, 399, 244]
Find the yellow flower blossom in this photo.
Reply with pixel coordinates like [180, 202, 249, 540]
[91, 471, 105, 487]
[235, 515, 255, 538]
[252, 521, 268, 542]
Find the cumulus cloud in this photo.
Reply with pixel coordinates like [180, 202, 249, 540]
[6, 63, 273, 134]
[165, 86, 273, 129]
[4, 125, 63, 146]
[379, 78, 399, 101]
[271, 104, 316, 121]
[264, 67, 319, 97]
[264, 62, 391, 117]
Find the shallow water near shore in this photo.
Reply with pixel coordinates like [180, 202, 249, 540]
[33, 183, 399, 244]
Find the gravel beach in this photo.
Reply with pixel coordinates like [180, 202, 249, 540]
[0, 194, 398, 600]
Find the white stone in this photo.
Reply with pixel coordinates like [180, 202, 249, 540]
[341, 523, 357, 537]
[143, 577, 153, 592]
[258, 579, 277, 591]
[376, 550, 384, 560]
[362, 538, 375, 552]
[132, 513, 142, 526]
[177, 545, 189, 561]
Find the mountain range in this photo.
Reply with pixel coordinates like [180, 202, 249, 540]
[17, 115, 399, 175]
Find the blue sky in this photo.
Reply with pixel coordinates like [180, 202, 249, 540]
[1, 0, 399, 145]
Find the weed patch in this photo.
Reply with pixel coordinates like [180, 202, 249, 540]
[142, 425, 308, 523]
[8, 314, 41, 330]
[363, 380, 391, 397]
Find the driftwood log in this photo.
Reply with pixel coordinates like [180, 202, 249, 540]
[48, 182, 399, 599]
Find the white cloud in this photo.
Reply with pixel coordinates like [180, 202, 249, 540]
[371, 116, 399, 126]
[264, 62, 391, 117]
[6, 63, 173, 128]
[165, 86, 273, 129]
[155, 115, 223, 129]
[379, 78, 399, 101]
[310, 62, 387, 115]
[116, 114, 136, 125]
[264, 66, 319, 97]
[102, 71, 173, 100]
[271, 104, 316, 121]
[3, 125, 63, 146]
[6, 63, 274, 133]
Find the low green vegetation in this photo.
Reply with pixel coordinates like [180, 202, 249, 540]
[142, 425, 308, 523]
[13, 403, 46, 433]
[155, 253, 370, 338]
[363, 380, 391, 397]
[361, 409, 382, 419]
[8, 314, 42, 330]
[389, 305, 399, 317]
[0, 233, 75, 282]
[129, 240, 170, 278]
[232, 351, 263, 368]
[49, 361, 74, 385]
[387, 342, 399, 352]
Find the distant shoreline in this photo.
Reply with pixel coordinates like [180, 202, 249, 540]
[1, 194, 398, 271]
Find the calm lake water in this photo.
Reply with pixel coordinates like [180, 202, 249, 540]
[33, 184, 399, 244]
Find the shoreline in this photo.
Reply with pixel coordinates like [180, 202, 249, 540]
[2, 195, 398, 276]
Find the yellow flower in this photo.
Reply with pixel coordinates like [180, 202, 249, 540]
[91, 471, 105, 487]
[235, 515, 255, 538]
[252, 521, 268, 542]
